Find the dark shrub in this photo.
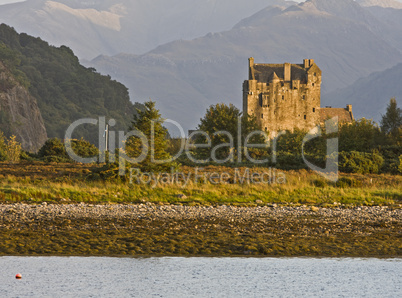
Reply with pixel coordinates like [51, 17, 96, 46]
[38, 138, 98, 163]
[338, 151, 384, 174]
[313, 179, 327, 188]
[276, 152, 306, 170]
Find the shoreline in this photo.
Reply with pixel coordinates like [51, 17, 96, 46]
[1, 203, 401, 257]
[2, 255, 401, 259]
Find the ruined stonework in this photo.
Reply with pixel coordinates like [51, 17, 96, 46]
[243, 58, 322, 135]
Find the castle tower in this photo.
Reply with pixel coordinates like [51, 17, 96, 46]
[243, 58, 322, 135]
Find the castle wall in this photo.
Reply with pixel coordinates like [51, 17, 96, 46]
[243, 59, 321, 136]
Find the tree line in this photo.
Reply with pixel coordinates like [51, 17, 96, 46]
[2, 97, 399, 177]
[175, 98, 402, 175]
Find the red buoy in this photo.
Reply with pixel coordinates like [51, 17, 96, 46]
[15, 273, 22, 279]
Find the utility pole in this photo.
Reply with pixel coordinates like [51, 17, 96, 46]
[103, 124, 109, 152]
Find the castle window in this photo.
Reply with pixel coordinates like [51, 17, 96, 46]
[261, 114, 264, 119]
[265, 127, 267, 131]
[282, 95, 284, 100]
[313, 108, 316, 113]
[259, 95, 263, 107]
[304, 115, 307, 120]
[312, 83, 315, 87]
[302, 95, 306, 100]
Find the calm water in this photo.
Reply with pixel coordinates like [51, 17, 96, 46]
[0, 257, 400, 297]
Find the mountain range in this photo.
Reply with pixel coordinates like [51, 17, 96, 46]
[0, 0, 296, 60]
[325, 63, 402, 121]
[357, 0, 402, 9]
[1, 0, 402, 132]
[88, 0, 402, 130]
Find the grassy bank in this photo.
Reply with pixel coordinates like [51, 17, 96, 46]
[0, 162, 400, 206]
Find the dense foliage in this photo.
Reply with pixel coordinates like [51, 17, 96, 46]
[381, 98, 402, 143]
[0, 131, 22, 163]
[0, 24, 143, 144]
[0, 131, 6, 161]
[339, 118, 382, 152]
[192, 103, 266, 163]
[125, 100, 177, 172]
[338, 151, 384, 174]
[37, 138, 99, 163]
[93, 100, 178, 180]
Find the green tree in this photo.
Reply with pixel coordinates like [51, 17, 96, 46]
[0, 42, 30, 88]
[5, 135, 21, 163]
[0, 132, 23, 162]
[380, 98, 402, 143]
[276, 129, 307, 154]
[339, 118, 381, 152]
[0, 42, 20, 68]
[194, 103, 267, 163]
[125, 100, 176, 172]
[0, 130, 7, 161]
[399, 155, 402, 174]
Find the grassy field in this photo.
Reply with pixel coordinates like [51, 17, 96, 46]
[0, 162, 400, 206]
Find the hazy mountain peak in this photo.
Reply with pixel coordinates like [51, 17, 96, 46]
[357, 0, 402, 9]
[0, 0, 298, 59]
[290, 1, 328, 14]
[41, 1, 125, 31]
[302, 0, 364, 15]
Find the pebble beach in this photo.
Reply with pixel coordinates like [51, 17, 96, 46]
[1, 203, 401, 257]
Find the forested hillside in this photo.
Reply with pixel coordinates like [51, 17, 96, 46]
[0, 24, 142, 145]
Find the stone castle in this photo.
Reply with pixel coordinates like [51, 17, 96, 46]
[243, 58, 353, 134]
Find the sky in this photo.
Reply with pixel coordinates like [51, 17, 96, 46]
[0, 0, 24, 4]
[0, 0, 402, 6]
[0, 0, 318, 5]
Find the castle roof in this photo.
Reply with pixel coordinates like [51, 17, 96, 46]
[319, 107, 354, 124]
[252, 63, 310, 83]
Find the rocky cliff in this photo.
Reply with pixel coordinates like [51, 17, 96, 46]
[0, 62, 47, 152]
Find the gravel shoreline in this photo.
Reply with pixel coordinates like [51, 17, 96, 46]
[1, 203, 401, 257]
[1, 203, 401, 223]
